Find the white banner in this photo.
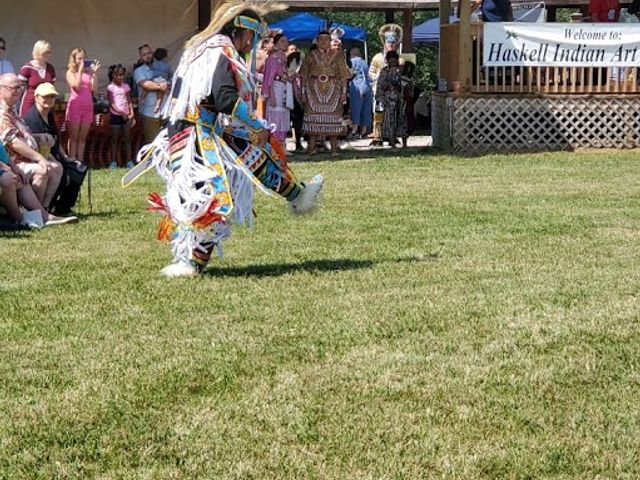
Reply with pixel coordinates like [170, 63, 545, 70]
[484, 23, 640, 66]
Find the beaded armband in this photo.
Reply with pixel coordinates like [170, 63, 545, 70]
[232, 98, 268, 131]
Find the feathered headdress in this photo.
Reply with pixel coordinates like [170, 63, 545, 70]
[186, 0, 287, 50]
[378, 23, 403, 45]
[167, 0, 287, 122]
[330, 26, 345, 41]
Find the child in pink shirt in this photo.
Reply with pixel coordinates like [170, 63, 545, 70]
[106, 64, 135, 168]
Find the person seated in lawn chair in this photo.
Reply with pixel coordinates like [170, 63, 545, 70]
[23, 82, 87, 216]
[131, 0, 324, 278]
[0, 141, 40, 230]
[0, 73, 77, 226]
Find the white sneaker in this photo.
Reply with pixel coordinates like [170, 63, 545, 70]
[22, 209, 44, 229]
[161, 262, 199, 278]
[45, 214, 78, 226]
[288, 174, 324, 215]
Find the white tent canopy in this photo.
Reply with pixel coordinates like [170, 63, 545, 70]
[0, 0, 196, 91]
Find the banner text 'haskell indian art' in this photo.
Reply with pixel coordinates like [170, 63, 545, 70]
[484, 23, 640, 66]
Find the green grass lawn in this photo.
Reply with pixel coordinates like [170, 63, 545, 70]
[2, 149, 640, 479]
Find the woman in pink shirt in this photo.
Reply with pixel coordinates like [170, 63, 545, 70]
[65, 48, 101, 163]
[106, 64, 135, 168]
[18, 40, 56, 117]
[261, 34, 293, 145]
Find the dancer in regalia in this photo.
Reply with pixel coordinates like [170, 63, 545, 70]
[376, 51, 408, 148]
[299, 30, 351, 156]
[369, 24, 403, 147]
[133, 0, 323, 277]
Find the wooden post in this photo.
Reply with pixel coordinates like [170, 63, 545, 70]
[439, 0, 451, 84]
[458, 0, 472, 90]
[440, 0, 451, 24]
[198, 0, 211, 31]
[403, 9, 414, 53]
[385, 11, 395, 24]
[579, 5, 589, 17]
[547, 6, 557, 22]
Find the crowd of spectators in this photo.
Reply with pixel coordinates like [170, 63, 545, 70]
[0, 38, 98, 230]
[0, 36, 177, 230]
[257, 29, 418, 156]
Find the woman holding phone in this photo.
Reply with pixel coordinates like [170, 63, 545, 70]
[65, 48, 100, 163]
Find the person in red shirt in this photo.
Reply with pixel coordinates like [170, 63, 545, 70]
[588, 0, 621, 22]
[18, 40, 56, 117]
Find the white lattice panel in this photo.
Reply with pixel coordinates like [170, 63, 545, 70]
[432, 95, 640, 154]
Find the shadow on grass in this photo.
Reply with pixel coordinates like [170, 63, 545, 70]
[0, 217, 32, 238]
[203, 258, 375, 278]
[202, 254, 437, 278]
[0, 230, 31, 238]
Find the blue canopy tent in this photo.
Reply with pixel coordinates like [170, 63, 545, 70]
[269, 12, 369, 60]
[269, 13, 367, 42]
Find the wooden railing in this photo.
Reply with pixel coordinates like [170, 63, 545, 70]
[440, 23, 640, 95]
[439, 23, 461, 91]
